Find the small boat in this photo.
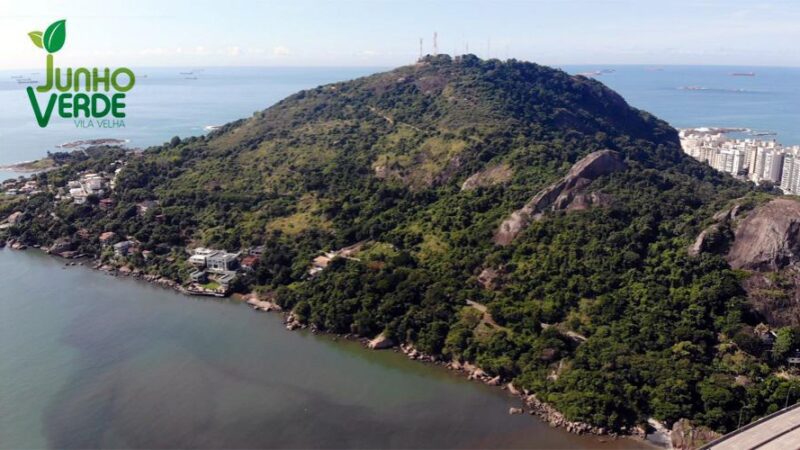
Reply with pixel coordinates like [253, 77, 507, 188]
[732, 72, 756, 77]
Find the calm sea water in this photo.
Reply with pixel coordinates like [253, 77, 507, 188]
[564, 65, 800, 144]
[0, 250, 647, 449]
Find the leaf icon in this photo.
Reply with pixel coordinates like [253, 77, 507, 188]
[28, 31, 44, 49]
[43, 19, 66, 53]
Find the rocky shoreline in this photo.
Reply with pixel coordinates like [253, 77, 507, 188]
[2, 243, 662, 447]
[281, 311, 659, 446]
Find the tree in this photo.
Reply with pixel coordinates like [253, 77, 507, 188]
[773, 327, 799, 362]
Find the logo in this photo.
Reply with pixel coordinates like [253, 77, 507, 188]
[26, 19, 135, 128]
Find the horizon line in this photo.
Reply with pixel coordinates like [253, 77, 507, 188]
[3, 60, 800, 72]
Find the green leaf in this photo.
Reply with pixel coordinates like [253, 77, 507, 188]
[43, 19, 66, 53]
[28, 31, 43, 49]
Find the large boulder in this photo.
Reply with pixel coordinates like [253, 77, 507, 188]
[727, 198, 800, 271]
[48, 238, 74, 256]
[368, 333, 395, 350]
[477, 267, 501, 290]
[494, 150, 625, 245]
[671, 419, 721, 450]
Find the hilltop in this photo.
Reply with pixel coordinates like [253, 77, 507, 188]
[2, 55, 795, 440]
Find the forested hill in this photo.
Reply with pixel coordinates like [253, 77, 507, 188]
[4, 55, 796, 437]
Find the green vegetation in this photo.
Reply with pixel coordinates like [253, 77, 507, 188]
[3, 55, 799, 434]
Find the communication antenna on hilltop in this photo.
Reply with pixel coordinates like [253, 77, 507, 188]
[487, 38, 491, 59]
[419, 37, 423, 60]
[433, 31, 438, 56]
[465, 41, 469, 54]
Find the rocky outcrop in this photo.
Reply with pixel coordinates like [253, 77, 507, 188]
[689, 201, 747, 257]
[727, 198, 800, 271]
[4, 211, 22, 225]
[494, 150, 625, 245]
[367, 332, 395, 349]
[461, 163, 512, 191]
[245, 294, 283, 312]
[560, 191, 614, 212]
[689, 224, 720, 257]
[670, 419, 720, 450]
[47, 238, 74, 256]
[740, 270, 800, 327]
[524, 394, 610, 435]
[477, 267, 502, 290]
[284, 312, 304, 331]
[8, 239, 27, 250]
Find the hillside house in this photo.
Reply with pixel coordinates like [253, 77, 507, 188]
[207, 251, 239, 273]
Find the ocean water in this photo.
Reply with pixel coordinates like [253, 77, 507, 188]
[0, 250, 647, 449]
[564, 65, 800, 145]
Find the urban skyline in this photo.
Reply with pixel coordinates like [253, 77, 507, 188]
[680, 129, 800, 195]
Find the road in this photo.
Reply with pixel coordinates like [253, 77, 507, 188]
[703, 404, 800, 450]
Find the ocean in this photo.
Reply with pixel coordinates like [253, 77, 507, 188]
[0, 250, 646, 449]
[565, 65, 800, 144]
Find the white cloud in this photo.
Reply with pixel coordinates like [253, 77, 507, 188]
[226, 46, 241, 56]
[272, 45, 291, 57]
[139, 47, 168, 56]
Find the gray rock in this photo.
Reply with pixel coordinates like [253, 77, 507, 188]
[727, 198, 800, 270]
[494, 150, 625, 245]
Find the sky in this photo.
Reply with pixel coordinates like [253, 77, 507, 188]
[1, 0, 800, 70]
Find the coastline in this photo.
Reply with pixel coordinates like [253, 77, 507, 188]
[0, 138, 131, 174]
[0, 243, 661, 448]
[0, 161, 53, 173]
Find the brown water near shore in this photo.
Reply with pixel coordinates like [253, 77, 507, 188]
[0, 249, 651, 449]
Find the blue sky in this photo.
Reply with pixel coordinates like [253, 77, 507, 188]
[2, 0, 799, 69]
